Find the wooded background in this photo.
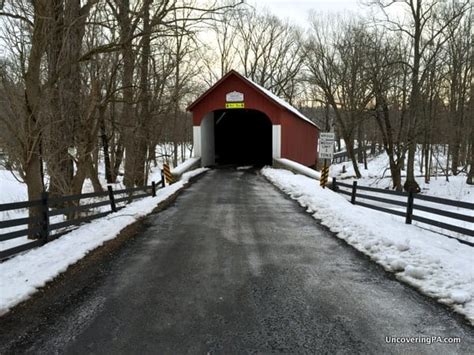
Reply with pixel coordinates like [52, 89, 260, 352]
[0, 0, 472, 214]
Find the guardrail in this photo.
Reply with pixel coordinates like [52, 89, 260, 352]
[0, 178, 166, 260]
[331, 178, 474, 245]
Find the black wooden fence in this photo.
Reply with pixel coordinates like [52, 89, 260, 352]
[0, 178, 165, 260]
[331, 178, 474, 245]
[332, 147, 374, 164]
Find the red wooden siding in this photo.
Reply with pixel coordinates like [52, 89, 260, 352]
[280, 111, 318, 166]
[188, 71, 319, 167]
[191, 75, 281, 126]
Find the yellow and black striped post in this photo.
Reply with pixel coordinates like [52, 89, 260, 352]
[163, 163, 175, 185]
[320, 160, 329, 188]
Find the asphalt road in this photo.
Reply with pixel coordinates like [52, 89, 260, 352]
[1, 168, 473, 354]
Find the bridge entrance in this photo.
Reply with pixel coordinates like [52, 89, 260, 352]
[188, 70, 319, 168]
[213, 109, 272, 166]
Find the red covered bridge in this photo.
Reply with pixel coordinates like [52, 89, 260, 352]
[187, 70, 319, 167]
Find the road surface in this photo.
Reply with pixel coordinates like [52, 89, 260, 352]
[1, 169, 472, 354]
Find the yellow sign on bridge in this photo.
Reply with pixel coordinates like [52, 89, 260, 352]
[225, 102, 245, 109]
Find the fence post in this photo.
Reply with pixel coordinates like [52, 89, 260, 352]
[332, 177, 338, 191]
[161, 170, 166, 187]
[40, 191, 49, 244]
[107, 185, 117, 212]
[151, 181, 156, 197]
[351, 181, 357, 204]
[406, 191, 414, 224]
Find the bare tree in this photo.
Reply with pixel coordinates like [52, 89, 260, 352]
[1, 0, 48, 237]
[370, 0, 471, 192]
[305, 16, 373, 178]
[366, 31, 409, 190]
[234, 9, 304, 103]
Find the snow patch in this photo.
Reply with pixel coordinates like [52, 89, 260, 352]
[404, 265, 426, 280]
[450, 290, 472, 304]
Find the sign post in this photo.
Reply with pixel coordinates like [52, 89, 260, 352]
[318, 132, 335, 188]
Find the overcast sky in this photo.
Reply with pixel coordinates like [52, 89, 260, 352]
[252, 0, 367, 26]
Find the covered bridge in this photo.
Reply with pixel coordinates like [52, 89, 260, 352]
[187, 70, 319, 167]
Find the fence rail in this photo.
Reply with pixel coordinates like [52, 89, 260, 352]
[331, 147, 377, 164]
[331, 178, 474, 246]
[0, 178, 166, 260]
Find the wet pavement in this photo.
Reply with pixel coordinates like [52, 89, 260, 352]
[0, 169, 472, 354]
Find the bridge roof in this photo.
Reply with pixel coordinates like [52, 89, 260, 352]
[187, 70, 318, 128]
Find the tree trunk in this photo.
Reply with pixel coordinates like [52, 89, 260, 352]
[88, 161, 103, 193]
[390, 158, 403, 191]
[357, 124, 364, 164]
[403, 3, 422, 193]
[363, 145, 368, 170]
[370, 141, 376, 155]
[24, 0, 49, 239]
[373, 93, 402, 190]
[467, 136, 473, 184]
[25, 153, 44, 238]
[451, 133, 461, 176]
[345, 138, 361, 178]
[134, 0, 152, 187]
[71, 80, 101, 199]
[467, 71, 474, 184]
[113, 141, 124, 183]
[46, 0, 73, 198]
[99, 106, 113, 183]
[424, 143, 430, 183]
[120, 0, 137, 188]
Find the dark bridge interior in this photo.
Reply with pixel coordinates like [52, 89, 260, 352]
[214, 109, 272, 166]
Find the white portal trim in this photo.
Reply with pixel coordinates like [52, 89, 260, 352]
[272, 125, 281, 158]
[200, 113, 215, 166]
[193, 126, 201, 157]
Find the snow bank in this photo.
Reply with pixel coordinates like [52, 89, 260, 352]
[262, 167, 474, 325]
[0, 168, 207, 316]
[332, 150, 473, 203]
[171, 157, 201, 177]
[0, 169, 27, 205]
[273, 158, 321, 180]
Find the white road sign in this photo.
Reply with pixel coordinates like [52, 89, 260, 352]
[320, 132, 335, 142]
[319, 132, 335, 159]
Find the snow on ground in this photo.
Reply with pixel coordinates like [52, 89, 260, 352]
[262, 167, 474, 325]
[0, 169, 27, 205]
[0, 168, 207, 316]
[330, 150, 473, 241]
[0, 144, 193, 253]
[331, 149, 473, 203]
